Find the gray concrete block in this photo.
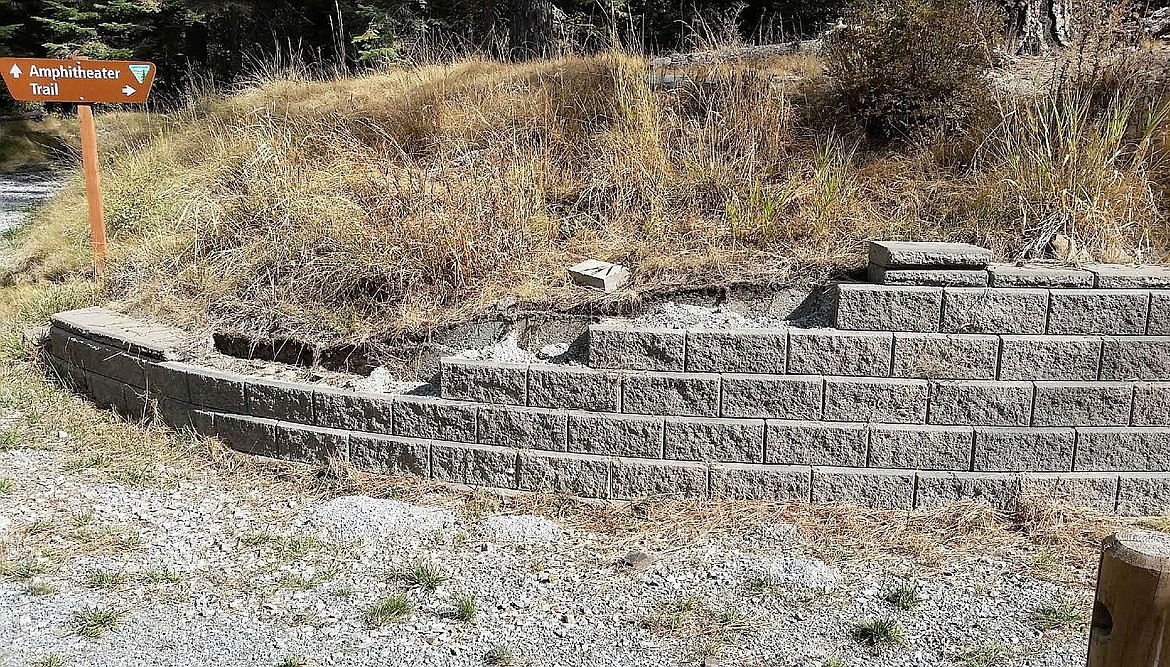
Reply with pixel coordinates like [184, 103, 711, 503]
[349, 434, 429, 477]
[869, 424, 973, 471]
[664, 417, 764, 463]
[247, 378, 314, 424]
[811, 467, 916, 509]
[47, 356, 87, 394]
[69, 334, 148, 387]
[147, 361, 191, 403]
[787, 329, 892, 377]
[1085, 264, 1170, 289]
[280, 424, 349, 465]
[48, 327, 70, 360]
[868, 266, 988, 287]
[85, 371, 126, 412]
[766, 420, 868, 467]
[518, 450, 610, 497]
[834, 284, 943, 333]
[623, 372, 720, 417]
[156, 398, 195, 431]
[941, 288, 1048, 335]
[998, 335, 1101, 381]
[51, 306, 186, 360]
[478, 406, 567, 451]
[611, 459, 708, 499]
[868, 241, 991, 268]
[1047, 289, 1150, 335]
[1075, 428, 1170, 471]
[1033, 382, 1133, 427]
[527, 365, 620, 412]
[721, 374, 822, 420]
[1117, 474, 1170, 515]
[121, 384, 149, 422]
[1133, 383, 1170, 426]
[182, 364, 247, 413]
[823, 377, 928, 423]
[215, 414, 279, 457]
[1019, 473, 1118, 512]
[709, 464, 811, 501]
[313, 387, 393, 434]
[1150, 291, 1170, 336]
[928, 380, 1032, 426]
[568, 412, 663, 458]
[988, 264, 1095, 288]
[393, 397, 477, 442]
[588, 324, 685, 371]
[973, 427, 1075, 472]
[440, 358, 527, 405]
[190, 409, 216, 438]
[432, 443, 518, 489]
[1100, 337, 1170, 381]
[891, 333, 998, 380]
[685, 328, 787, 374]
[567, 259, 629, 292]
[915, 472, 1020, 511]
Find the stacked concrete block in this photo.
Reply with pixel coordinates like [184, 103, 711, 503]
[518, 450, 610, 497]
[823, 377, 928, 423]
[685, 328, 787, 374]
[664, 417, 765, 463]
[891, 333, 997, 380]
[720, 375, 822, 419]
[392, 397, 477, 442]
[1085, 264, 1170, 289]
[867, 241, 991, 287]
[973, 427, 1075, 472]
[709, 464, 811, 500]
[478, 405, 567, 451]
[313, 386, 393, 435]
[568, 412, 663, 458]
[1132, 383, 1170, 426]
[1117, 474, 1170, 515]
[998, 336, 1100, 381]
[440, 358, 527, 405]
[589, 324, 685, 371]
[788, 329, 892, 376]
[766, 421, 868, 467]
[1150, 293, 1170, 335]
[623, 372, 720, 417]
[927, 381, 1032, 426]
[1047, 290, 1149, 335]
[835, 284, 943, 332]
[1099, 338, 1170, 380]
[988, 264, 1094, 288]
[1074, 428, 1170, 472]
[868, 424, 972, 471]
[941, 288, 1048, 335]
[610, 459, 708, 499]
[527, 365, 620, 412]
[811, 467, 916, 509]
[914, 472, 1020, 511]
[349, 434, 430, 477]
[1032, 382, 1133, 427]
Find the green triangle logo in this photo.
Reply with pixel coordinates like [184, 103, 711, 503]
[127, 64, 150, 84]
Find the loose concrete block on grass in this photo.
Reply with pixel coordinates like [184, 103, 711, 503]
[685, 328, 787, 374]
[246, 378, 314, 424]
[1047, 289, 1150, 335]
[927, 380, 1032, 426]
[914, 472, 1020, 511]
[765, 420, 868, 467]
[1020, 473, 1118, 513]
[664, 417, 764, 463]
[567, 412, 663, 458]
[349, 434, 430, 476]
[868, 424, 973, 471]
[997, 335, 1101, 381]
[392, 397, 477, 442]
[281, 424, 349, 465]
[623, 372, 720, 417]
[313, 387, 393, 435]
[1117, 474, 1170, 515]
[940, 288, 1048, 335]
[891, 333, 998, 380]
[1133, 383, 1170, 426]
[973, 427, 1075, 472]
[477, 405, 567, 451]
[440, 358, 527, 405]
[215, 413, 279, 457]
[1150, 292, 1170, 336]
[567, 259, 630, 292]
[867, 266, 988, 287]
[588, 325, 685, 371]
[1074, 428, 1170, 472]
[1085, 264, 1170, 289]
[527, 365, 620, 412]
[868, 241, 991, 268]
[610, 459, 708, 499]
[431, 442, 518, 489]
[1100, 337, 1170, 381]
[518, 450, 610, 497]
[709, 464, 811, 501]
[1032, 382, 1133, 427]
[720, 374, 822, 420]
[987, 264, 1094, 288]
[811, 467, 915, 509]
[834, 284, 943, 333]
[823, 377, 928, 424]
[787, 329, 892, 377]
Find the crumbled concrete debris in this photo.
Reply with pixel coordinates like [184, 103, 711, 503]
[475, 514, 564, 544]
[619, 301, 789, 330]
[739, 554, 840, 593]
[453, 333, 540, 364]
[350, 367, 428, 395]
[537, 343, 570, 360]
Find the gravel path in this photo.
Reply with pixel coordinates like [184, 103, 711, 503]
[0, 173, 62, 234]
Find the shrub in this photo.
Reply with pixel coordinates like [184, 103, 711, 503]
[823, 0, 1000, 139]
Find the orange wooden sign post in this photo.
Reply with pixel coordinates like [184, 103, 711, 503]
[0, 57, 156, 278]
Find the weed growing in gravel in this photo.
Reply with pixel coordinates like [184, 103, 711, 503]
[71, 509, 94, 526]
[0, 476, 14, 493]
[883, 581, 923, 610]
[366, 595, 411, 626]
[822, 655, 844, 667]
[483, 645, 514, 666]
[462, 489, 502, 521]
[456, 595, 477, 622]
[23, 518, 55, 536]
[31, 653, 68, 667]
[277, 656, 308, 667]
[1032, 600, 1088, 632]
[62, 453, 110, 472]
[25, 580, 56, 596]
[3, 558, 48, 580]
[0, 429, 22, 450]
[240, 531, 323, 562]
[72, 526, 142, 554]
[240, 529, 281, 547]
[642, 596, 753, 642]
[85, 569, 127, 589]
[290, 611, 322, 627]
[401, 562, 449, 593]
[72, 605, 124, 637]
[331, 587, 352, 598]
[956, 641, 1010, 667]
[851, 617, 905, 652]
[142, 569, 183, 585]
[113, 466, 158, 487]
[278, 567, 337, 591]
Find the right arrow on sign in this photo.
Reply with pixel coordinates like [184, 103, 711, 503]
[8, 64, 20, 79]
[121, 85, 135, 96]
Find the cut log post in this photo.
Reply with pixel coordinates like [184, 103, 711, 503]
[1086, 529, 1170, 666]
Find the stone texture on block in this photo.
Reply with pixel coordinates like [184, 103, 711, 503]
[440, 358, 527, 405]
[182, 364, 247, 413]
[567, 259, 630, 292]
[1133, 383, 1170, 426]
[50, 306, 186, 360]
[709, 464, 811, 501]
[567, 412, 663, 458]
[787, 329, 892, 377]
[834, 284, 943, 333]
[823, 377, 928, 424]
[720, 374, 822, 420]
[685, 328, 787, 374]
[1032, 382, 1133, 427]
[623, 372, 720, 417]
[1100, 337, 1170, 381]
[766, 421, 868, 467]
[85, 371, 126, 412]
[1117, 474, 1170, 515]
[432, 443, 518, 489]
[811, 467, 915, 509]
[527, 365, 620, 412]
[313, 387, 393, 434]
[973, 427, 1075, 472]
[988, 264, 1095, 288]
[914, 472, 1020, 511]
[68, 335, 148, 387]
[1086, 264, 1170, 289]
[215, 413, 279, 457]
[392, 397, 477, 442]
[940, 288, 1048, 335]
[478, 405, 567, 451]
[868, 424, 973, 471]
[1150, 292, 1170, 336]
[868, 266, 988, 287]
[611, 459, 708, 499]
[868, 241, 992, 268]
[147, 361, 191, 403]
[664, 417, 765, 463]
[928, 380, 1032, 426]
[190, 409, 215, 438]
[998, 335, 1101, 381]
[891, 333, 998, 380]
[281, 424, 349, 465]
[47, 327, 70, 361]
[349, 434, 429, 476]
[1020, 473, 1118, 512]
[1047, 289, 1150, 335]
[1075, 428, 1170, 472]
[47, 356, 88, 394]
[246, 378, 314, 424]
[588, 325, 685, 371]
[156, 398, 194, 430]
[122, 384, 149, 421]
[518, 450, 610, 497]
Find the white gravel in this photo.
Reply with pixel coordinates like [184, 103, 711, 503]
[614, 301, 791, 330]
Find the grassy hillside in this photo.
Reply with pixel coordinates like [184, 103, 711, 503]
[0, 116, 78, 173]
[5, 51, 1169, 345]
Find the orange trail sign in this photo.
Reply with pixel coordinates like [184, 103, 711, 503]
[0, 57, 156, 104]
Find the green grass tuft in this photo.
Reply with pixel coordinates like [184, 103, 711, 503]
[400, 561, 450, 593]
[1032, 600, 1088, 632]
[72, 605, 124, 638]
[484, 645, 514, 666]
[366, 595, 412, 626]
[883, 581, 923, 610]
[851, 617, 905, 651]
[455, 595, 477, 622]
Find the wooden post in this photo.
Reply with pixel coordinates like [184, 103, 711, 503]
[77, 102, 108, 279]
[1087, 529, 1170, 666]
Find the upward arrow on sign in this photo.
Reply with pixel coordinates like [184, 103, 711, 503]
[8, 64, 19, 78]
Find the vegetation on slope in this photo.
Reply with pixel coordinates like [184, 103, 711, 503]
[0, 117, 77, 173]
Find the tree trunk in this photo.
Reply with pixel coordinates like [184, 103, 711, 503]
[1008, 0, 1073, 55]
[508, 0, 557, 59]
